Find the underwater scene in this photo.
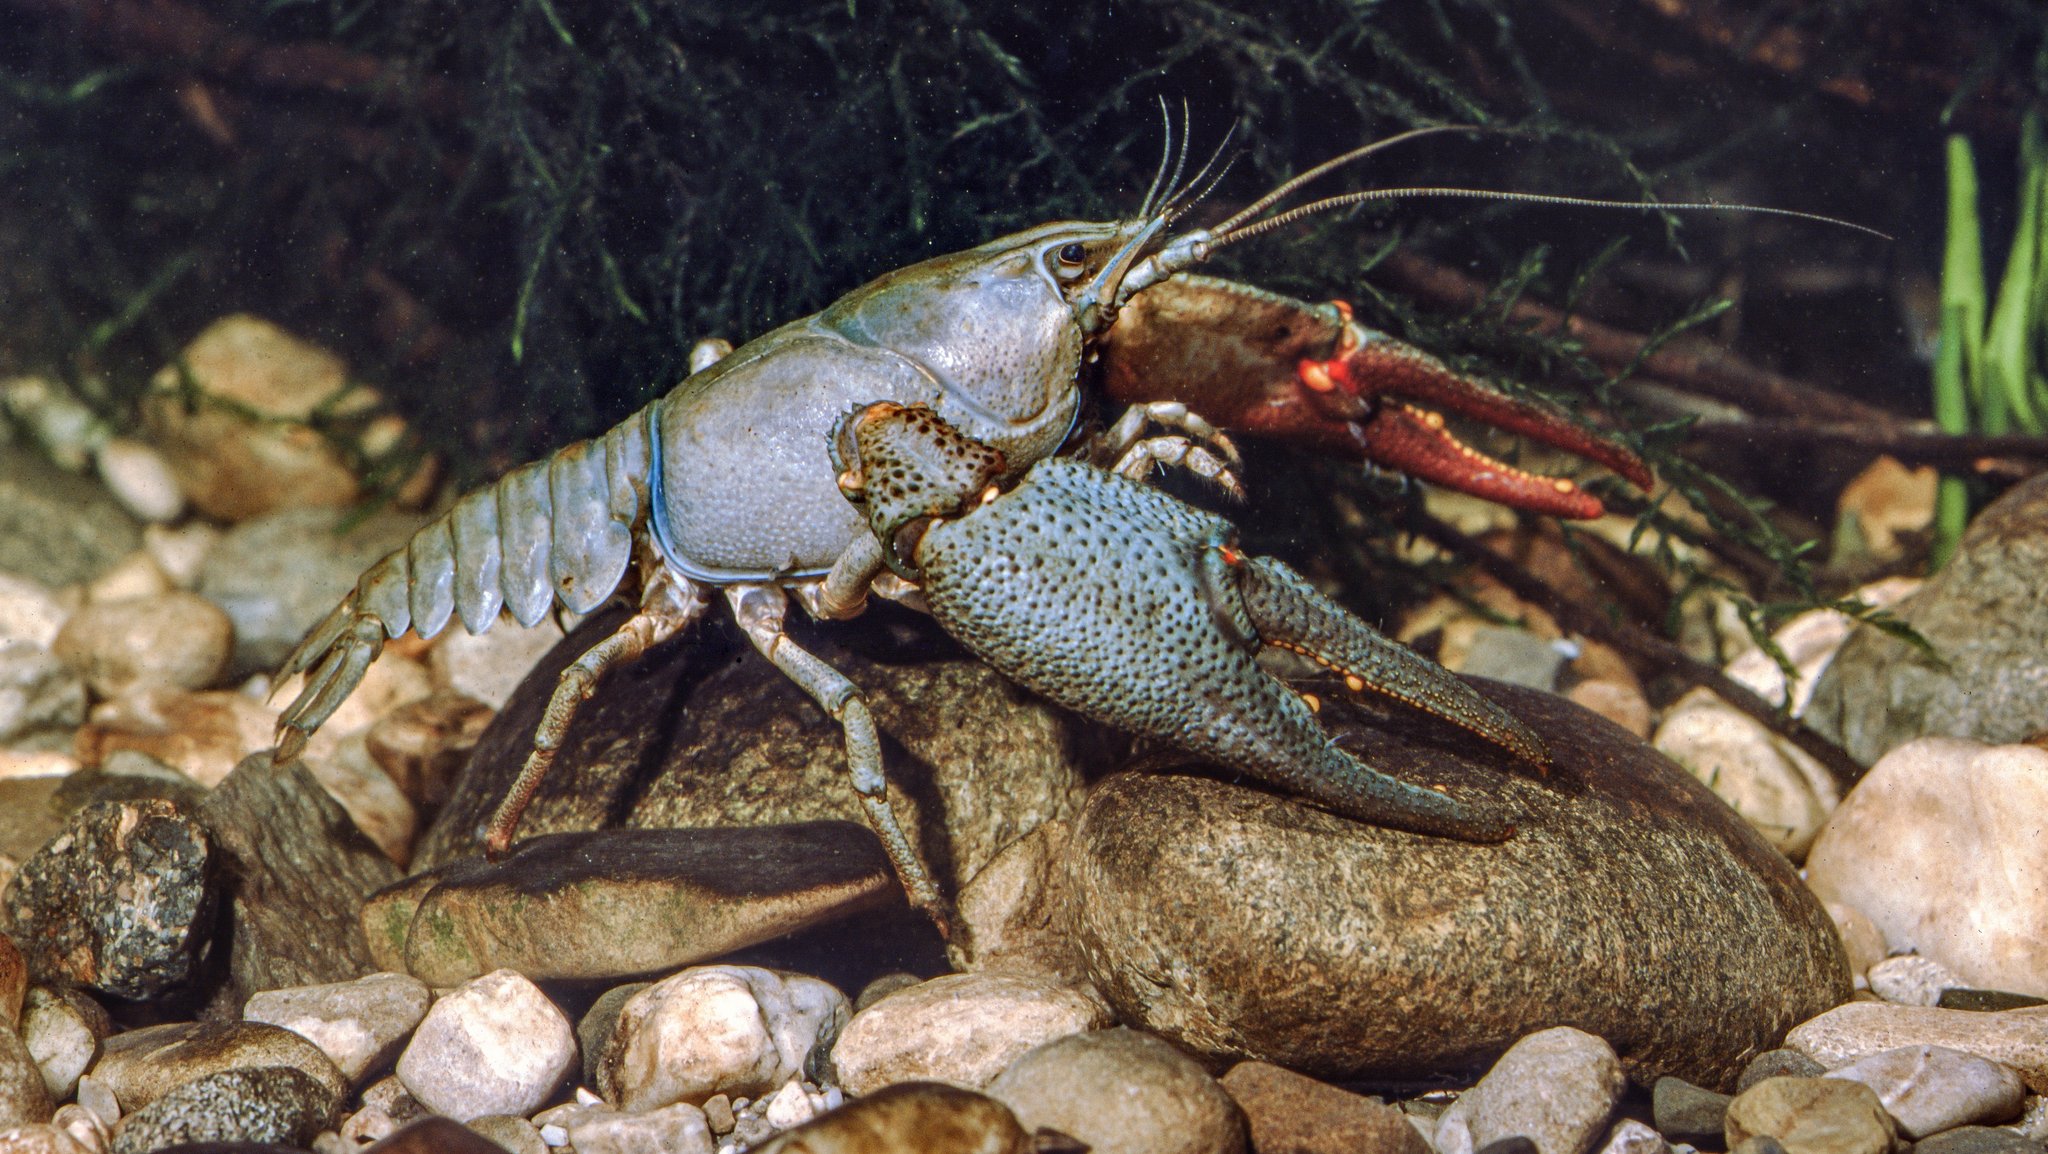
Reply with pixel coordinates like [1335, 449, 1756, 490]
[1, 1, 2047, 1151]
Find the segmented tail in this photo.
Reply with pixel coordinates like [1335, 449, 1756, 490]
[269, 408, 654, 764]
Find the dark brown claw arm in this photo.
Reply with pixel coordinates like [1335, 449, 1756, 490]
[1095, 274, 1653, 519]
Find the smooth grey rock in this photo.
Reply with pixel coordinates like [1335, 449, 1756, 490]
[1825, 1045, 2025, 1139]
[0, 453, 140, 588]
[1436, 1027, 1627, 1154]
[368, 825, 894, 986]
[467, 1114, 546, 1154]
[1724, 1077, 1899, 1154]
[987, 1027, 1246, 1154]
[195, 755, 400, 1001]
[1788, 1005, 2048, 1094]
[2, 799, 217, 1000]
[0, 642, 84, 744]
[108, 1065, 330, 1154]
[1655, 1076, 1734, 1144]
[88, 1020, 347, 1118]
[1809, 474, 2048, 766]
[595, 965, 847, 1111]
[199, 507, 425, 676]
[1220, 1060, 1429, 1154]
[394, 969, 575, 1122]
[413, 607, 1098, 902]
[1067, 681, 1850, 1091]
[1743, 1050, 1829, 1092]
[52, 591, 233, 698]
[751, 1081, 1039, 1154]
[832, 972, 1112, 1095]
[242, 972, 432, 1086]
[1946, 992, 2048, 1013]
[577, 982, 649, 1089]
[22, 987, 109, 1102]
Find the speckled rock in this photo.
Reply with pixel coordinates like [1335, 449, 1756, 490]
[243, 972, 432, 1087]
[1823, 1044, 2023, 1138]
[53, 592, 233, 698]
[108, 1065, 330, 1154]
[394, 969, 575, 1122]
[831, 972, 1112, 1095]
[1914, 1128, 2047, 1154]
[1066, 681, 1849, 1091]
[414, 608, 1099, 901]
[595, 965, 848, 1111]
[1437, 1028, 1626, 1154]
[1219, 1061, 1427, 1154]
[197, 506, 426, 675]
[987, 1028, 1246, 1154]
[89, 1020, 346, 1118]
[752, 1081, 1039, 1154]
[1807, 740, 2048, 999]
[951, 820, 1085, 981]
[1808, 473, 2048, 765]
[0, 453, 140, 589]
[1867, 956, 1961, 1007]
[1723, 1077, 1899, 1154]
[2, 799, 216, 1000]
[467, 1114, 545, 1154]
[1598, 1119, 1673, 1154]
[1742, 1050, 1828, 1092]
[367, 826, 894, 985]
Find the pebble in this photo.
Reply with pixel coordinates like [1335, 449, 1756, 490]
[74, 686, 276, 788]
[301, 733, 417, 865]
[1597, 1119, 1673, 1154]
[1651, 687, 1838, 858]
[988, 1028, 1247, 1154]
[74, 1076, 117, 1129]
[1823, 1045, 2024, 1138]
[81, 552, 170, 606]
[0, 449, 140, 589]
[1807, 739, 2048, 998]
[22, 988, 109, 1101]
[0, 643, 85, 744]
[243, 972, 433, 1086]
[371, 826, 895, 985]
[539, 1101, 714, 1154]
[1219, 1061, 1427, 1154]
[595, 964, 848, 1111]
[0, 1027, 53, 1129]
[197, 506, 425, 675]
[140, 523, 217, 590]
[1828, 904, 1887, 987]
[2, 799, 215, 1000]
[193, 755, 401, 999]
[950, 820, 1085, 980]
[338, 1074, 427, 1146]
[364, 692, 493, 815]
[1789, 1004, 2048, 1092]
[467, 1113, 547, 1154]
[89, 1020, 347, 1119]
[1948, 991, 2048, 1013]
[0, 575, 69, 650]
[1654, 1077, 1734, 1144]
[750, 1081, 1039, 1154]
[1723, 1076, 1899, 1154]
[830, 972, 1113, 1095]
[576, 982, 648, 1088]
[1067, 680, 1848, 1091]
[51, 1103, 108, 1153]
[1742, 1050, 1829, 1092]
[394, 969, 576, 1121]
[107, 1065, 331, 1154]
[1435, 1027, 1627, 1154]
[92, 438, 184, 525]
[52, 592, 233, 698]
[0, 1124, 91, 1153]
[1868, 956, 1962, 1007]
[427, 619, 567, 711]
[139, 315, 372, 523]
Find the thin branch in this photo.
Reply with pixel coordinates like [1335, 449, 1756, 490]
[1375, 248, 1905, 428]
[1406, 505, 1866, 791]
[1684, 417, 2048, 473]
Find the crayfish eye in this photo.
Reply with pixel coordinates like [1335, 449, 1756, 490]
[1058, 242, 1086, 264]
[1049, 241, 1089, 280]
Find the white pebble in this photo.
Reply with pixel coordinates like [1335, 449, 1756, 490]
[94, 438, 185, 524]
[394, 969, 575, 1121]
[1867, 955, 1961, 1007]
[763, 1079, 815, 1130]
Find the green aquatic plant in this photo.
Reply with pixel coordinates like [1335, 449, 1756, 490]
[1933, 111, 2048, 566]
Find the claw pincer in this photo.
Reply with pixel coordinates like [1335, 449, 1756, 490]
[836, 402, 1547, 843]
